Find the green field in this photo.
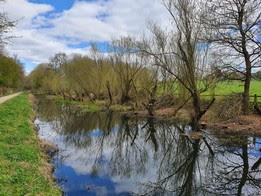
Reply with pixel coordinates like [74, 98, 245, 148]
[0, 94, 60, 195]
[203, 80, 261, 96]
[160, 80, 261, 102]
[202, 80, 261, 102]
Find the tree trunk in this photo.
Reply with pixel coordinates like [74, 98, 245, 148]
[191, 92, 201, 131]
[106, 81, 112, 107]
[242, 59, 251, 115]
[237, 144, 249, 196]
[121, 88, 130, 104]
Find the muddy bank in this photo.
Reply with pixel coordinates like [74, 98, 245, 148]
[207, 115, 261, 137]
[44, 95, 261, 136]
[127, 107, 261, 137]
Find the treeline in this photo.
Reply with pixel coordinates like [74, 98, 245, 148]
[27, 0, 260, 130]
[0, 0, 24, 96]
[0, 55, 24, 96]
[26, 44, 158, 108]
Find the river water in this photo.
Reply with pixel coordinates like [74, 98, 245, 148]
[34, 97, 261, 196]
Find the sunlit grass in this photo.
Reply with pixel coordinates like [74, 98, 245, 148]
[0, 93, 60, 195]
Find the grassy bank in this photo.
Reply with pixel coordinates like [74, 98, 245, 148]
[55, 97, 131, 113]
[0, 93, 60, 195]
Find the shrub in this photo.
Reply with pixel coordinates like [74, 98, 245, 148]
[212, 94, 242, 120]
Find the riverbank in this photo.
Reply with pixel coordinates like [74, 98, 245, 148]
[0, 93, 60, 195]
[48, 95, 261, 136]
[207, 115, 261, 137]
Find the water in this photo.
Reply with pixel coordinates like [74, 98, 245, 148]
[34, 97, 261, 196]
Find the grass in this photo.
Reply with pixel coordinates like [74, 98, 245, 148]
[0, 93, 60, 195]
[55, 98, 103, 112]
[55, 97, 133, 112]
[159, 80, 261, 102]
[202, 80, 261, 102]
[81, 102, 103, 113]
[203, 80, 261, 96]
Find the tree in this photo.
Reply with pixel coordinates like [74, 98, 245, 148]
[0, 0, 15, 53]
[110, 37, 144, 104]
[49, 52, 67, 72]
[138, 0, 215, 130]
[202, 0, 261, 114]
[0, 55, 24, 91]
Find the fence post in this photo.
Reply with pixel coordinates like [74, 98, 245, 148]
[254, 94, 257, 105]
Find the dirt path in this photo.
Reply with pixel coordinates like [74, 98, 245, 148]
[0, 92, 22, 104]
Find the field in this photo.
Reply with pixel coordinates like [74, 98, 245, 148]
[160, 80, 261, 102]
[203, 80, 261, 96]
[203, 80, 261, 102]
[0, 94, 60, 195]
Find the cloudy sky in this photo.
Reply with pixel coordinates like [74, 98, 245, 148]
[2, 0, 169, 74]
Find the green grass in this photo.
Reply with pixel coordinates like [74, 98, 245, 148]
[56, 98, 103, 113]
[202, 80, 261, 102]
[159, 80, 261, 102]
[203, 80, 261, 96]
[81, 102, 103, 113]
[55, 97, 133, 112]
[0, 93, 61, 195]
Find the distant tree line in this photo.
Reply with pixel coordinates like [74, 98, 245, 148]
[0, 55, 24, 95]
[26, 47, 157, 108]
[0, 0, 24, 95]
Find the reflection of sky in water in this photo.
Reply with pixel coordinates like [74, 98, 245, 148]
[220, 137, 261, 158]
[90, 129, 103, 137]
[36, 118, 154, 195]
[249, 138, 261, 157]
[55, 163, 131, 196]
[35, 103, 261, 196]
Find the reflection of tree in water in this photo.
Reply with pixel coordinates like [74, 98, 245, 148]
[90, 117, 211, 195]
[204, 137, 261, 196]
[37, 98, 261, 195]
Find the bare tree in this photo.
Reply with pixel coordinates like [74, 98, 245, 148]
[138, 0, 215, 130]
[202, 0, 261, 114]
[49, 52, 67, 72]
[110, 37, 144, 104]
[0, 1, 16, 53]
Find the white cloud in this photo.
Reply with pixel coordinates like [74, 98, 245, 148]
[2, 0, 53, 27]
[2, 0, 170, 73]
[47, 0, 169, 42]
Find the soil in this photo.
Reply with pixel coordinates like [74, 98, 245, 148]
[128, 106, 261, 137]
[129, 107, 191, 120]
[207, 115, 261, 137]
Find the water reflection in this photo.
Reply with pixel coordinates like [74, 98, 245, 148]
[35, 97, 261, 196]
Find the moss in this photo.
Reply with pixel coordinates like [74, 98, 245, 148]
[0, 93, 61, 195]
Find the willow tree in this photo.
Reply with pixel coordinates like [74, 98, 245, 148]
[110, 37, 144, 104]
[139, 0, 215, 130]
[202, 0, 261, 114]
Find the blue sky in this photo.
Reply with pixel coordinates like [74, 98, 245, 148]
[29, 0, 75, 12]
[2, 0, 168, 74]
